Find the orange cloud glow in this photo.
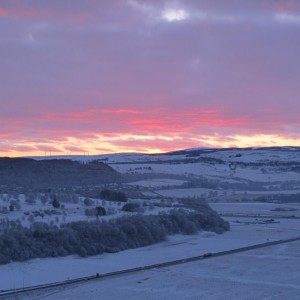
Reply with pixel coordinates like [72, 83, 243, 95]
[1, 1, 300, 157]
[1, 106, 300, 157]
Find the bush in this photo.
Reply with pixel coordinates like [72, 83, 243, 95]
[96, 206, 106, 216]
[122, 203, 140, 212]
[100, 190, 127, 202]
[84, 198, 94, 206]
[52, 198, 60, 208]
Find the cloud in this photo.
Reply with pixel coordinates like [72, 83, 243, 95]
[64, 146, 87, 153]
[0, 2, 88, 24]
[12, 145, 37, 152]
[0, 7, 8, 17]
[161, 9, 189, 22]
[127, 0, 160, 22]
[262, 0, 299, 12]
[102, 109, 144, 114]
[128, 1, 241, 25]
[2, 104, 300, 156]
[1, 1, 300, 156]
[34, 145, 63, 153]
[0, 133, 15, 138]
[275, 12, 300, 24]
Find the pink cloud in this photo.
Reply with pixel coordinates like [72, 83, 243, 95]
[43, 109, 104, 122]
[102, 109, 144, 114]
[0, 7, 8, 17]
[0, 147, 12, 153]
[35, 145, 63, 153]
[13, 145, 37, 152]
[264, 0, 298, 11]
[2, 106, 300, 147]
[64, 146, 87, 153]
[0, 133, 15, 138]
[1, 1, 300, 156]
[0, 5, 85, 24]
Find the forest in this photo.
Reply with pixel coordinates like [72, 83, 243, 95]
[0, 158, 120, 187]
[0, 208, 229, 264]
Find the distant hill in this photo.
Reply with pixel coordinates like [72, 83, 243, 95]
[164, 146, 300, 157]
[0, 158, 120, 188]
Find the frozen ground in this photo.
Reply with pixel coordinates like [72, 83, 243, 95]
[20, 240, 300, 300]
[1, 202, 299, 293]
[0, 195, 128, 227]
[3, 148, 299, 298]
[126, 178, 187, 188]
[27, 148, 300, 204]
[210, 202, 300, 217]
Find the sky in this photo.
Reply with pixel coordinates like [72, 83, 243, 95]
[1, 0, 300, 156]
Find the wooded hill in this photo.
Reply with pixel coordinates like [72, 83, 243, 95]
[0, 158, 120, 188]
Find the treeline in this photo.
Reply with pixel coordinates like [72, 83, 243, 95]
[100, 190, 127, 202]
[182, 176, 269, 192]
[255, 193, 300, 203]
[0, 209, 229, 264]
[0, 158, 120, 188]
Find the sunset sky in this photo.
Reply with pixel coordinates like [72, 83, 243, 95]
[1, 0, 300, 156]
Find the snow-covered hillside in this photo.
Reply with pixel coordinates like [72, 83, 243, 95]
[29, 147, 300, 203]
[2, 201, 300, 298]
[1, 147, 299, 298]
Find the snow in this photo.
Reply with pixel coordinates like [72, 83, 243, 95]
[0, 195, 125, 227]
[2, 148, 299, 298]
[126, 178, 187, 188]
[1, 202, 299, 293]
[156, 187, 215, 198]
[111, 160, 300, 184]
[155, 188, 300, 199]
[210, 202, 300, 217]
[13, 239, 300, 299]
[30, 147, 300, 166]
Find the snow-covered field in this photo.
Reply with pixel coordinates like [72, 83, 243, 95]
[0, 195, 129, 227]
[1, 202, 299, 294]
[1, 148, 299, 298]
[31, 147, 300, 164]
[27, 148, 300, 203]
[126, 178, 187, 188]
[210, 202, 300, 217]
[21, 240, 300, 300]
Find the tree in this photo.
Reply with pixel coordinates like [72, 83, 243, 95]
[84, 198, 93, 206]
[95, 206, 106, 217]
[122, 203, 140, 212]
[25, 194, 36, 205]
[40, 195, 47, 205]
[84, 208, 93, 217]
[100, 190, 127, 202]
[52, 198, 60, 208]
[9, 203, 15, 212]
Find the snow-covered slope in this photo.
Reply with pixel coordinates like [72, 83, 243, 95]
[28, 147, 300, 203]
[5, 210, 300, 299]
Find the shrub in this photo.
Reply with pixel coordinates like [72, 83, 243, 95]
[84, 198, 94, 206]
[122, 203, 140, 212]
[52, 198, 60, 208]
[100, 190, 127, 202]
